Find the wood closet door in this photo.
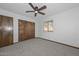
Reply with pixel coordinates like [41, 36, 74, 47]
[19, 20, 26, 41]
[1, 16, 13, 47]
[19, 20, 35, 41]
[25, 22, 35, 39]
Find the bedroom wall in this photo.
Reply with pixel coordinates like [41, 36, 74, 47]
[37, 7, 79, 48]
[0, 8, 36, 43]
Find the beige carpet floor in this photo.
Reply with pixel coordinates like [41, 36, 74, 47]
[0, 38, 79, 56]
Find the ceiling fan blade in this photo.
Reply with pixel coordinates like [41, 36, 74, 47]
[35, 13, 37, 17]
[38, 5, 47, 11]
[29, 3, 35, 10]
[26, 11, 34, 13]
[38, 11, 45, 15]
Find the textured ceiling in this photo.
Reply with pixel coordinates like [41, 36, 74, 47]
[0, 3, 79, 20]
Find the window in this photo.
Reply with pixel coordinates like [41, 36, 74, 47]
[44, 20, 54, 32]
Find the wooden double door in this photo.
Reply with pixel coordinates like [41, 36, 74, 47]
[0, 15, 13, 47]
[18, 20, 35, 41]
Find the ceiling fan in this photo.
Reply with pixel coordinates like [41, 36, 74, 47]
[26, 3, 47, 17]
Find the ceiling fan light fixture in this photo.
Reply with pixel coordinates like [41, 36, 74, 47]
[35, 11, 38, 13]
[26, 3, 47, 17]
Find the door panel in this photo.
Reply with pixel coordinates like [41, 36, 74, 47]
[25, 22, 35, 39]
[19, 20, 26, 41]
[19, 20, 35, 41]
[0, 16, 13, 47]
[2, 16, 13, 46]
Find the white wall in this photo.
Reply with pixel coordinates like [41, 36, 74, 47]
[37, 7, 79, 48]
[0, 8, 36, 43]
